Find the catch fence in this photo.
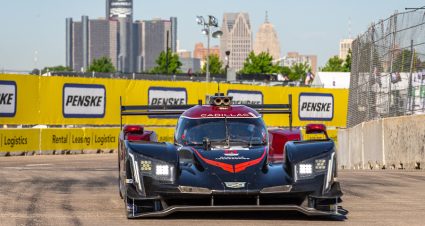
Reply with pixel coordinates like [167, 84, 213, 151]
[348, 8, 425, 127]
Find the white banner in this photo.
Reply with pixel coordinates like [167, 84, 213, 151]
[0, 81, 17, 117]
[148, 87, 187, 106]
[299, 93, 334, 121]
[63, 84, 106, 118]
[228, 90, 263, 105]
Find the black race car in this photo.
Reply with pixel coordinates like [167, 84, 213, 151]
[118, 94, 346, 219]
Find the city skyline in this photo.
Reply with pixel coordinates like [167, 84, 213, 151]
[1, 0, 424, 71]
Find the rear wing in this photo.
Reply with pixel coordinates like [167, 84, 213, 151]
[120, 94, 293, 130]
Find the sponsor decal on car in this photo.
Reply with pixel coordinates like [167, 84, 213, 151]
[200, 113, 253, 118]
[298, 93, 334, 121]
[227, 90, 263, 105]
[224, 150, 239, 157]
[0, 81, 17, 117]
[224, 182, 246, 189]
[63, 84, 106, 118]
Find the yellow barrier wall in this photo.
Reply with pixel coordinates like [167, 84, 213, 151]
[40, 128, 119, 150]
[0, 129, 40, 152]
[1, 74, 348, 128]
[0, 127, 338, 153]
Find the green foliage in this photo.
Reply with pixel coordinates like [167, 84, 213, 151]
[321, 56, 345, 72]
[41, 65, 72, 74]
[279, 66, 292, 77]
[202, 54, 223, 74]
[88, 57, 116, 73]
[240, 51, 281, 74]
[342, 49, 352, 72]
[151, 49, 183, 74]
[289, 62, 312, 81]
[321, 50, 352, 72]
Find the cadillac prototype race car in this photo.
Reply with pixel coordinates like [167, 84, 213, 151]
[118, 94, 346, 219]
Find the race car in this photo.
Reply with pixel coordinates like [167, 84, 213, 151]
[118, 94, 346, 219]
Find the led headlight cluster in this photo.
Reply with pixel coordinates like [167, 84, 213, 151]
[155, 165, 170, 176]
[299, 164, 313, 175]
[134, 155, 175, 182]
[140, 161, 152, 172]
[315, 159, 327, 171]
[295, 155, 330, 180]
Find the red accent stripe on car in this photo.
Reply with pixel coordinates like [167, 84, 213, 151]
[192, 148, 234, 173]
[192, 148, 267, 174]
[234, 148, 267, 173]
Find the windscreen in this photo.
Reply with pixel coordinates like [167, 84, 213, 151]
[175, 117, 267, 146]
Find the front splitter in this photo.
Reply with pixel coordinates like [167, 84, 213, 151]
[129, 205, 346, 218]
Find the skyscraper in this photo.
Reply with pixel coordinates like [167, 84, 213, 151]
[65, 18, 73, 68]
[66, 16, 119, 72]
[134, 19, 172, 72]
[253, 12, 280, 60]
[339, 39, 353, 60]
[220, 13, 252, 71]
[89, 19, 119, 68]
[170, 17, 178, 53]
[106, 0, 133, 73]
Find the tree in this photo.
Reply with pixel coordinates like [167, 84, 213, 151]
[290, 62, 311, 81]
[30, 69, 40, 75]
[279, 66, 292, 77]
[151, 49, 182, 74]
[321, 56, 345, 72]
[342, 49, 352, 72]
[321, 50, 353, 73]
[41, 65, 72, 74]
[240, 51, 281, 74]
[202, 54, 224, 74]
[88, 57, 116, 73]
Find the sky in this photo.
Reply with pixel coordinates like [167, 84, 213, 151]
[1, 0, 424, 71]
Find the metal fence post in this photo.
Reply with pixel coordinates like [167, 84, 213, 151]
[408, 40, 415, 114]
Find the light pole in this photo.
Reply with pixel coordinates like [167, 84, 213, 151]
[196, 15, 223, 82]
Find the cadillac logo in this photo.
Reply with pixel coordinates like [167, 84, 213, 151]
[224, 150, 239, 157]
[224, 182, 246, 189]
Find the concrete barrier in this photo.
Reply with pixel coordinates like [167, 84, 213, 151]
[337, 114, 425, 170]
[363, 119, 384, 169]
[337, 128, 350, 169]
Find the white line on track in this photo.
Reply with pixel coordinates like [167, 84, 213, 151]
[25, 164, 53, 167]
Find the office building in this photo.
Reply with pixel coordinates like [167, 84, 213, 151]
[66, 16, 119, 72]
[134, 19, 172, 72]
[220, 12, 252, 71]
[107, 0, 133, 73]
[253, 13, 280, 60]
[67, 1, 178, 74]
[193, 42, 220, 69]
[278, 52, 318, 75]
[180, 58, 201, 73]
[170, 17, 178, 53]
[340, 39, 353, 60]
[177, 50, 192, 59]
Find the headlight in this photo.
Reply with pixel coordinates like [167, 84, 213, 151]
[315, 159, 327, 170]
[294, 155, 330, 181]
[138, 156, 175, 182]
[155, 164, 170, 176]
[299, 164, 313, 175]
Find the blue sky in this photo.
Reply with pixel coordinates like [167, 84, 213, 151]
[1, 0, 424, 71]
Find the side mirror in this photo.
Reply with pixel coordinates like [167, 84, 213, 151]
[306, 124, 328, 139]
[203, 137, 211, 150]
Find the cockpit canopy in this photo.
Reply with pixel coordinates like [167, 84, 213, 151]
[175, 117, 267, 147]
